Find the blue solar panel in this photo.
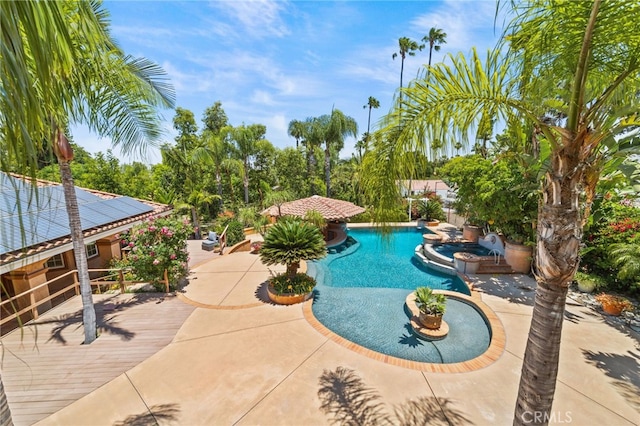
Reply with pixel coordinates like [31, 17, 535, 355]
[1, 174, 159, 256]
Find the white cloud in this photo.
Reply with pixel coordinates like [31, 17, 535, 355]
[251, 90, 275, 105]
[208, 0, 291, 38]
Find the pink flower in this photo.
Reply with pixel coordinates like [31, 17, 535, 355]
[170, 254, 176, 260]
[153, 259, 160, 265]
[149, 226, 156, 232]
[128, 242, 134, 247]
[150, 251, 155, 257]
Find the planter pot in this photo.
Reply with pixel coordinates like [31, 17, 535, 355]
[462, 225, 482, 243]
[419, 312, 443, 330]
[426, 219, 440, 227]
[267, 283, 312, 305]
[423, 234, 442, 245]
[504, 242, 533, 274]
[577, 280, 596, 293]
[600, 302, 624, 316]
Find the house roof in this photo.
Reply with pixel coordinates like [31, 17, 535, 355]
[0, 173, 171, 268]
[398, 179, 450, 193]
[262, 195, 365, 221]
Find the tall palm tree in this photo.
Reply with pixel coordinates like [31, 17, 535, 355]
[363, 1, 640, 423]
[288, 119, 306, 149]
[422, 27, 447, 86]
[315, 109, 358, 198]
[1, 1, 174, 345]
[229, 124, 266, 204]
[362, 96, 381, 158]
[392, 37, 424, 103]
[193, 129, 230, 210]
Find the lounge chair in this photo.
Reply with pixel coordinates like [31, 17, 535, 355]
[201, 231, 219, 251]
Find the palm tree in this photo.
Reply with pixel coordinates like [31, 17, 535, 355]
[392, 37, 424, 103]
[193, 129, 230, 210]
[362, 96, 380, 158]
[1, 1, 174, 346]
[610, 243, 640, 283]
[315, 109, 358, 198]
[259, 219, 326, 277]
[229, 124, 266, 204]
[362, 1, 640, 423]
[422, 27, 447, 86]
[288, 119, 306, 149]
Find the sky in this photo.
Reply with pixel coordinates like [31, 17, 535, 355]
[75, 0, 505, 164]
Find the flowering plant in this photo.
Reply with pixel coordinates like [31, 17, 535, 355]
[116, 216, 192, 291]
[594, 293, 634, 313]
[270, 273, 316, 295]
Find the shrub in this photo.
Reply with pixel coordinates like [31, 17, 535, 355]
[116, 215, 192, 291]
[223, 219, 245, 246]
[270, 273, 316, 294]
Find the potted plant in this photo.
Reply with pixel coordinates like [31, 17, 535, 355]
[574, 271, 598, 293]
[417, 199, 446, 227]
[501, 220, 536, 274]
[259, 218, 327, 304]
[414, 287, 447, 329]
[594, 293, 634, 316]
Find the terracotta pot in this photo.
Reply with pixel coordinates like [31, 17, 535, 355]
[419, 312, 443, 330]
[601, 302, 623, 316]
[462, 225, 482, 243]
[267, 283, 312, 305]
[504, 242, 533, 274]
[427, 220, 440, 227]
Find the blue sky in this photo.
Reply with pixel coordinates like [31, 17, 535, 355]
[76, 0, 504, 164]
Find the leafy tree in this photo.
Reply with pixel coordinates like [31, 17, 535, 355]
[1, 0, 174, 348]
[392, 37, 424, 103]
[274, 148, 308, 197]
[363, 1, 640, 422]
[202, 101, 228, 134]
[259, 219, 326, 277]
[85, 150, 122, 194]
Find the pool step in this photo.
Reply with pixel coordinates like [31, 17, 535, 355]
[476, 257, 514, 274]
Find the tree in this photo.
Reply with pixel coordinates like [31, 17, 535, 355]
[229, 124, 266, 204]
[362, 1, 640, 423]
[202, 101, 228, 134]
[422, 27, 447, 87]
[361, 96, 380, 158]
[392, 37, 424, 103]
[288, 119, 306, 149]
[1, 0, 174, 346]
[315, 109, 358, 198]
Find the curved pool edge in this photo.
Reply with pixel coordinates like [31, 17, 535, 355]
[302, 289, 506, 373]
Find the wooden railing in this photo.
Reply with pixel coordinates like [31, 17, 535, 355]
[0, 268, 139, 328]
[218, 224, 229, 255]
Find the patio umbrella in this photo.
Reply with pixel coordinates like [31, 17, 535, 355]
[262, 195, 365, 221]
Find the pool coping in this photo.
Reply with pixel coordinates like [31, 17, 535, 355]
[302, 286, 506, 373]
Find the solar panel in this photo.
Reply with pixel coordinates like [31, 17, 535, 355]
[1, 174, 159, 257]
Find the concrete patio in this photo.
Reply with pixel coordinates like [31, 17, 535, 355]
[3, 241, 638, 425]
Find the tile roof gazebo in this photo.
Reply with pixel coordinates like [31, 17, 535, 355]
[262, 195, 365, 221]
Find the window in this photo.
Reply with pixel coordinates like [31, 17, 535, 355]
[85, 243, 99, 259]
[46, 254, 65, 269]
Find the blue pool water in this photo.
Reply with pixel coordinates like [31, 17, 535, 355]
[432, 242, 493, 260]
[309, 227, 491, 364]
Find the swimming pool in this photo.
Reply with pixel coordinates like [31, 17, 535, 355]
[308, 227, 491, 365]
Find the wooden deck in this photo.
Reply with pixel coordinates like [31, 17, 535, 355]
[1, 292, 196, 426]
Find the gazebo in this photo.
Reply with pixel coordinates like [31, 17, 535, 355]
[262, 195, 365, 221]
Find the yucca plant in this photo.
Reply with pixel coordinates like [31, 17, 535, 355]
[259, 219, 327, 277]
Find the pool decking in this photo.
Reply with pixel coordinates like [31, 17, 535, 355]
[1, 293, 195, 426]
[3, 228, 639, 425]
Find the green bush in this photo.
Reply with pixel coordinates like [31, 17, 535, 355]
[115, 215, 192, 291]
[223, 219, 246, 246]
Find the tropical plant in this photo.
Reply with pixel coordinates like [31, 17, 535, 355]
[222, 219, 246, 247]
[392, 37, 424, 102]
[422, 27, 447, 86]
[414, 287, 446, 316]
[361, 96, 381, 156]
[362, 1, 640, 421]
[315, 109, 358, 197]
[115, 216, 191, 292]
[259, 219, 326, 278]
[288, 119, 306, 149]
[304, 209, 327, 235]
[417, 199, 445, 222]
[610, 243, 640, 290]
[594, 293, 634, 314]
[1, 1, 174, 348]
[229, 124, 267, 204]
